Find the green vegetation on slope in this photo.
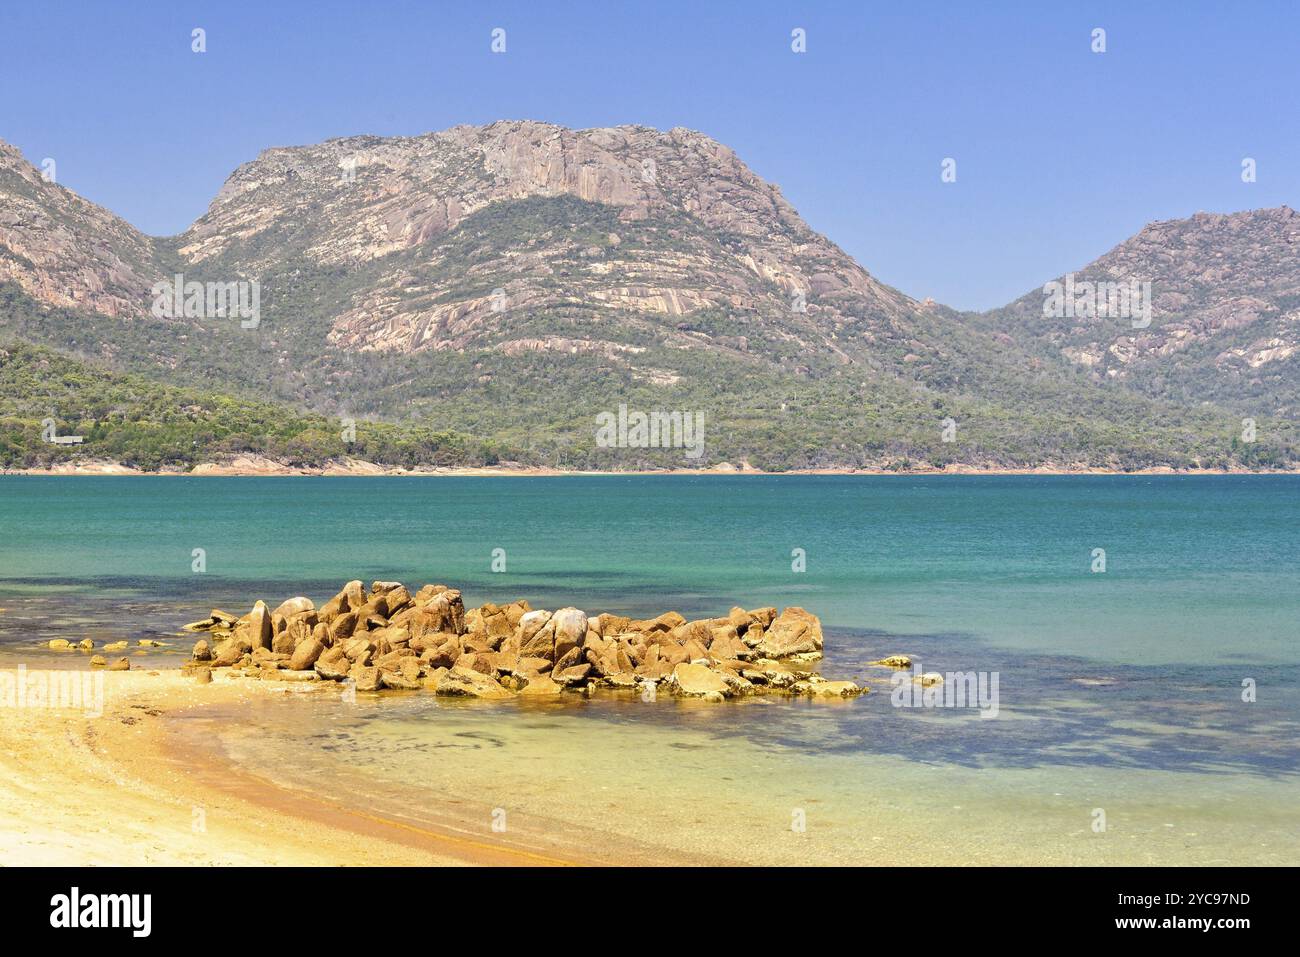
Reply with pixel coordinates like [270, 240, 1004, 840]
[0, 341, 509, 471]
[1, 189, 1296, 472]
[1, 331, 1291, 472]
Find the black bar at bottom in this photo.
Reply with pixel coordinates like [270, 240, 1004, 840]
[0, 865, 1282, 941]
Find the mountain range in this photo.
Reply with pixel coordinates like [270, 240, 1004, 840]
[1, 121, 1295, 471]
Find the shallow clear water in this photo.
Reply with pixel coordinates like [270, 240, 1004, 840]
[3, 474, 1298, 664]
[2, 475, 1297, 863]
[175, 681, 1299, 865]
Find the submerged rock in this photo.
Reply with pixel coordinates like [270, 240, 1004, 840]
[273, 670, 320, 682]
[872, 655, 913, 668]
[795, 678, 863, 697]
[518, 674, 563, 696]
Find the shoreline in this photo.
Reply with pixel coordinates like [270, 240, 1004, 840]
[0, 670, 611, 866]
[0, 667, 807, 866]
[3, 459, 1297, 478]
[5, 666, 1294, 866]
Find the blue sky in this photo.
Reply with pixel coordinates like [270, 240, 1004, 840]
[1, 0, 1295, 310]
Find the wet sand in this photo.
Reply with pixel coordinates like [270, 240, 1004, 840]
[3, 667, 1297, 867]
[0, 670, 598, 866]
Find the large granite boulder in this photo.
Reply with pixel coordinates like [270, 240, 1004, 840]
[272, 596, 315, 619]
[289, 635, 325, 671]
[433, 665, 512, 699]
[408, 589, 467, 638]
[551, 608, 588, 657]
[754, 607, 823, 658]
[235, 600, 273, 652]
[667, 662, 730, 698]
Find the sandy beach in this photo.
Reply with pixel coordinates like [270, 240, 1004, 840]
[0, 669, 602, 866]
[5, 455, 1296, 477]
[6, 661, 1295, 868]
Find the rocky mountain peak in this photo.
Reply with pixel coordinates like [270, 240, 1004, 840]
[185, 120, 834, 260]
[989, 204, 1300, 413]
[173, 120, 915, 359]
[0, 138, 158, 319]
[5, 126, 1297, 467]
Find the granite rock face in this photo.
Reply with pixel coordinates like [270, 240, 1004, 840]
[173, 120, 917, 364]
[0, 140, 159, 319]
[6, 125, 1292, 468]
[987, 205, 1300, 414]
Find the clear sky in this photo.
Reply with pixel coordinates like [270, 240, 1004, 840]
[1, 0, 1296, 310]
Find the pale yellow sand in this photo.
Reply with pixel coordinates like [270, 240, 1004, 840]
[3, 668, 1295, 867]
[0, 670, 590, 866]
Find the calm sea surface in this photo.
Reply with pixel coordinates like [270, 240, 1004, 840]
[2, 475, 1297, 863]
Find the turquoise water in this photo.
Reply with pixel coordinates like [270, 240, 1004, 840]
[2, 475, 1297, 863]
[2, 475, 1297, 664]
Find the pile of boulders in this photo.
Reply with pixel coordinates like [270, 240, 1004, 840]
[185, 580, 864, 701]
